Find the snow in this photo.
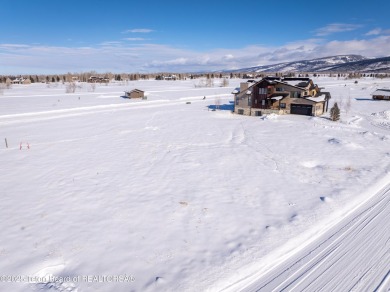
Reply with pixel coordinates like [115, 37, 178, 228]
[305, 96, 327, 102]
[0, 77, 390, 292]
[232, 176, 390, 292]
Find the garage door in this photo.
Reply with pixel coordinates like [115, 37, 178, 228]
[290, 104, 313, 116]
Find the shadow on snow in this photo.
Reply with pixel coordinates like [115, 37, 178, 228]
[355, 98, 374, 101]
[207, 101, 235, 111]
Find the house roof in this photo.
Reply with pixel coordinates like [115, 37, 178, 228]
[269, 92, 288, 99]
[371, 89, 390, 96]
[282, 80, 307, 87]
[281, 77, 312, 88]
[277, 80, 308, 90]
[315, 91, 331, 99]
[126, 89, 144, 93]
[282, 77, 310, 80]
[305, 96, 327, 103]
[231, 88, 240, 94]
[264, 76, 281, 81]
[235, 77, 319, 98]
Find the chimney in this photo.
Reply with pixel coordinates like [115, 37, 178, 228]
[240, 82, 249, 92]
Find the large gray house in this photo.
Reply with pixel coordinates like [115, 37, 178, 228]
[233, 77, 331, 117]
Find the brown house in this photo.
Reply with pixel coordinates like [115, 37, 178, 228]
[372, 89, 390, 100]
[233, 77, 331, 116]
[124, 89, 145, 99]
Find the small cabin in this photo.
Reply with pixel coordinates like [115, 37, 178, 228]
[372, 89, 390, 100]
[124, 89, 145, 99]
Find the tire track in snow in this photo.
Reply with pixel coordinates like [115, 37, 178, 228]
[225, 179, 390, 292]
[0, 96, 218, 126]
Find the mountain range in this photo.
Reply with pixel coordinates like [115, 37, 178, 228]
[225, 55, 390, 73]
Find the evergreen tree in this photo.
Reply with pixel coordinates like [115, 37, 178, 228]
[330, 103, 340, 121]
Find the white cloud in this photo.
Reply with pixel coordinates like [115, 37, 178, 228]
[365, 28, 382, 35]
[365, 28, 390, 36]
[0, 44, 31, 49]
[314, 23, 362, 36]
[122, 28, 154, 33]
[123, 38, 148, 41]
[311, 36, 390, 58]
[99, 41, 122, 46]
[1, 35, 390, 74]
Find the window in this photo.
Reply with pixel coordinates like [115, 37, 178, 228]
[236, 97, 239, 105]
[248, 97, 251, 106]
[238, 109, 244, 115]
[280, 103, 286, 109]
[291, 92, 301, 98]
[276, 87, 284, 92]
[259, 88, 267, 94]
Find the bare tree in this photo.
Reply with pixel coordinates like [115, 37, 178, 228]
[89, 83, 96, 92]
[206, 77, 214, 87]
[65, 72, 73, 83]
[5, 78, 12, 89]
[215, 96, 221, 110]
[221, 78, 229, 87]
[338, 96, 344, 114]
[195, 78, 206, 88]
[345, 92, 352, 116]
[65, 82, 76, 93]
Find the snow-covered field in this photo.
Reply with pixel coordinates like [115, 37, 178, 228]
[0, 77, 389, 292]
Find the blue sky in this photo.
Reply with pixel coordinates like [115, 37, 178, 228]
[1, 0, 390, 74]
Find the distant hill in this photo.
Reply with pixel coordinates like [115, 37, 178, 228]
[225, 55, 390, 73]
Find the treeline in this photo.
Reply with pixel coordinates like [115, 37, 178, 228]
[0, 72, 145, 83]
[0, 71, 241, 83]
[1, 71, 389, 84]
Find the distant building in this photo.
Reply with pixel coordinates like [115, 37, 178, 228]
[88, 76, 109, 83]
[232, 77, 331, 117]
[11, 77, 31, 84]
[156, 74, 177, 80]
[124, 89, 145, 99]
[371, 89, 390, 100]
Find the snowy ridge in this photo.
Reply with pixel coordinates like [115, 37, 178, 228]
[224, 55, 390, 73]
